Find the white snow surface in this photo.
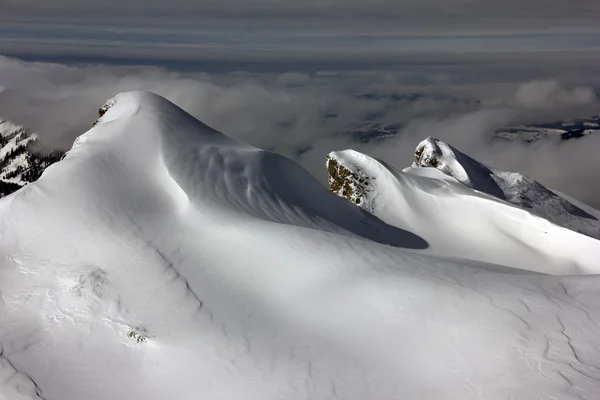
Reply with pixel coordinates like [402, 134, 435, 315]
[412, 136, 600, 241]
[1, 92, 600, 400]
[330, 149, 600, 274]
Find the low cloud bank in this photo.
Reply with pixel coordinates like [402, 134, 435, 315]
[0, 54, 599, 207]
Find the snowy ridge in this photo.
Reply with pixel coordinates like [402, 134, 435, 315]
[414, 136, 600, 239]
[68, 92, 426, 248]
[1, 91, 600, 400]
[327, 148, 600, 274]
[495, 115, 600, 142]
[415, 137, 506, 199]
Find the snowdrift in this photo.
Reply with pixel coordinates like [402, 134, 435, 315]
[1, 91, 600, 400]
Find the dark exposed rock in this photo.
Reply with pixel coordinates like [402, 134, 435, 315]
[326, 155, 372, 207]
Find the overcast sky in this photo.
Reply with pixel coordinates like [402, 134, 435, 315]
[1, 0, 600, 62]
[3, 0, 600, 32]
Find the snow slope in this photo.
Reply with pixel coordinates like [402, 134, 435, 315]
[1, 91, 600, 400]
[328, 148, 600, 274]
[413, 137, 600, 240]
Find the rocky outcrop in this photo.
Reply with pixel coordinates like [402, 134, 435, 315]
[326, 153, 373, 207]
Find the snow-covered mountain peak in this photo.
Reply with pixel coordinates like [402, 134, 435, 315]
[411, 136, 600, 239]
[327, 139, 600, 272]
[59, 91, 428, 249]
[414, 136, 507, 199]
[415, 137, 466, 179]
[3, 91, 600, 399]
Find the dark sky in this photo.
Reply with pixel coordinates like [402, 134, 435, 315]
[1, 0, 600, 63]
[3, 0, 600, 33]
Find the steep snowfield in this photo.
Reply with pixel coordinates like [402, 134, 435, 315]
[1, 92, 600, 400]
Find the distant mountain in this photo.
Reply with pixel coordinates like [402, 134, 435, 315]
[340, 121, 400, 143]
[494, 115, 600, 142]
[333, 91, 479, 142]
[339, 115, 600, 144]
[331, 91, 600, 144]
[0, 120, 63, 197]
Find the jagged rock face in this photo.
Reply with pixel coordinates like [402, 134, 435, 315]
[0, 120, 64, 198]
[326, 154, 372, 207]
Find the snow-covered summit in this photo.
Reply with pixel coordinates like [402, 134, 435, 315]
[327, 145, 600, 274]
[413, 136, 600, 239]
[2, 92, 600, 400]
[69, 91, 425, 248]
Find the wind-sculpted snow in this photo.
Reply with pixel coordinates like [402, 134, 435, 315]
[328, 149, 600, 274]
[1, 92, 600, 400]
[73, 92, 427, 249]
[415, 137, 507, 199]
[414, 136, 600, 239]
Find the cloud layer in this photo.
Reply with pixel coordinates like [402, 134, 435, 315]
[0, 53, 599, 208]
